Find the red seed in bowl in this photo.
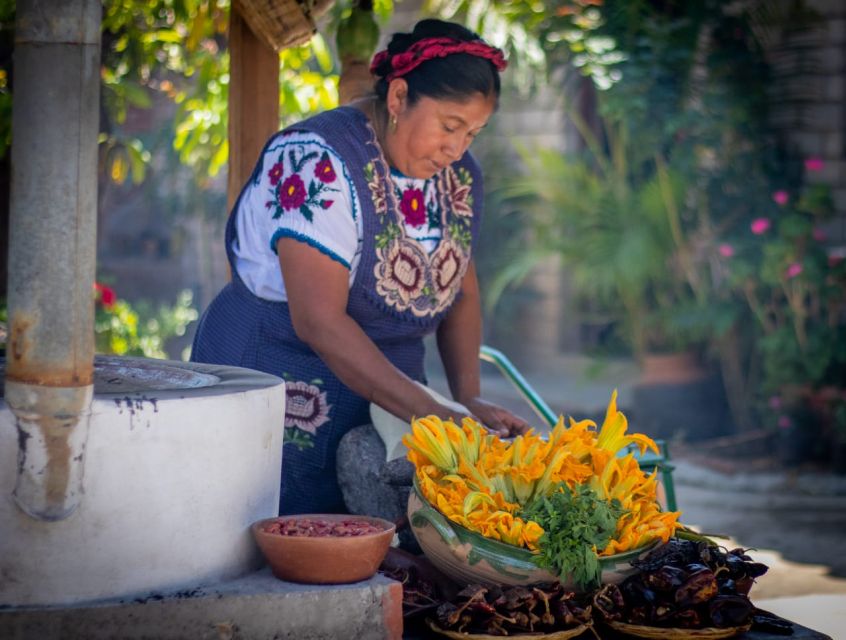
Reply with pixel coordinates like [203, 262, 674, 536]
[263, 517, 385, 537]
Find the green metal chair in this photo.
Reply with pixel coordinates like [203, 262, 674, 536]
[479, 345, 678, 512]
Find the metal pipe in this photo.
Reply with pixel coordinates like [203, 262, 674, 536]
[5, 0, 101, 521]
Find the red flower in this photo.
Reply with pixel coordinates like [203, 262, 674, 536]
[278, 174, 307, 210]
[314, 153, 336, 183]
[268, 161, 284, 186]
[320, 200, 334, 209]
[94, 282, 117, 309]
[399, 188, 426, 227]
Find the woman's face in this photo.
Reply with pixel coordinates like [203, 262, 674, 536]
[384, 80, 496, 179]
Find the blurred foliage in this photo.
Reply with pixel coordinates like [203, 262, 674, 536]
[100, 0, 340, 185]
[0, 0, 347, 188]
[479, 0, 839, 440]
[0, 287, 198, 360]
[94, 284, 199, 359]
[425, 0, 621, 93]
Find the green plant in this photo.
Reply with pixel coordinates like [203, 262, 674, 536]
[492, 107, 713, 359]
[94, 283, 199, 360]
[721, 159, 846, 440]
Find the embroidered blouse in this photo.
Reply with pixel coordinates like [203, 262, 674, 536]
[233, 130, 445, 302]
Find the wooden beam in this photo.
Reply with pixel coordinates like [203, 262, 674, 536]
[227, 8, 280, 213]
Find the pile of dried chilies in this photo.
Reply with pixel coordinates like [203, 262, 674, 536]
[433, 582, 593, 636]
[403, 391, 683, 585]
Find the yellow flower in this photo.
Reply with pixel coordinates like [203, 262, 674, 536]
[404, 415, 458, 473]
[404, 391, 683, 555]
[596, 390, 660, 456]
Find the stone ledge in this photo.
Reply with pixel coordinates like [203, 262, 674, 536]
[0, 569, 403, 640]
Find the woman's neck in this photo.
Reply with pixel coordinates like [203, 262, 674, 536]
[351, 96, 396, 169]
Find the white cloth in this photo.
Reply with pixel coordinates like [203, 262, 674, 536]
[370, 383, 468, 461]
[233, 130, 444, 301]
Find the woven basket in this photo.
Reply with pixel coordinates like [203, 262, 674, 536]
[232, 0, 332, 51]
[604, 620, 752, 639]
[427, 619, 591, 640]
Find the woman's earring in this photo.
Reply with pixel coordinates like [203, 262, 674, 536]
[389, 114, 397, 133]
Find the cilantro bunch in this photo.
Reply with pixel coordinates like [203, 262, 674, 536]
[519, 483, 625, 590]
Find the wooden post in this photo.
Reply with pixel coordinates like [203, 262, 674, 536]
[227, 7, 280, 212]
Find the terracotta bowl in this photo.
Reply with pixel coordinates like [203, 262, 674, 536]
[251, 514, 396, 584]
[408, 482, 654, 590]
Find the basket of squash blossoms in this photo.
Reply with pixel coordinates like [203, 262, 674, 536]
[403, 391, 682, 591]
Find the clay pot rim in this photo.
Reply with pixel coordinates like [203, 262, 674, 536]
[251, 513, 397, 541]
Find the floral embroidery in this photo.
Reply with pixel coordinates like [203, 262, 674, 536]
[266, 145, 340, 222]
[443, 166, 474, 217]
[374, 241, 428, 311]
[399, 188, 426, 227]
[364, 162, 388, 215]
[362, 120, 476, 318]
[283, 377, 331, 450]
[279, 174, 307, 209]
[431, 238, 465, 297]
[314, 152, 337, 183]
[268, 161, 284, 186]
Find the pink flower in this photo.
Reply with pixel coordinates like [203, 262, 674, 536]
[399, 188, 426, 227]
[805, 157, 824, 172]
[284, 380, 330, 434]
[718, 243, 734, 258]
[268, 161, 284, 186]
[786, 262, 803, 278]
[751, 218, 771, 235]
[314, 152, 337, 183]
[768, 395, 782, 410]
[778, 415, 793, 429]
[828, 255, 843, 268]
[278, 174, 306, 210]
[772, 190, 789, 206]
[812, 227, 826, 242]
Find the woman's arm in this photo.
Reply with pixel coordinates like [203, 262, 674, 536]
[278, 237, 458, 422]
[436, 262, 530, 436]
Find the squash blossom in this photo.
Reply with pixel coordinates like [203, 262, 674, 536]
[403, 390, 682, 556]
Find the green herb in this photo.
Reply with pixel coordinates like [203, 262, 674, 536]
[519, 482, 624, 590]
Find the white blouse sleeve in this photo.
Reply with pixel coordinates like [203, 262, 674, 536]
[242, 131, 360, 269]
[232, 131, 361, 301]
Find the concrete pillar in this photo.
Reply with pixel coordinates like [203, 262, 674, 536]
[4, 0, 101, 520]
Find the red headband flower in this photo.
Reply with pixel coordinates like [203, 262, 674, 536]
[370, 36, 507, 82]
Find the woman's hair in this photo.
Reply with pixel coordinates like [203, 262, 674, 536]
[371, 19, 502, 106]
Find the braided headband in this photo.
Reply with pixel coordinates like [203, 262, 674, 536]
[370, 36, 507, 82]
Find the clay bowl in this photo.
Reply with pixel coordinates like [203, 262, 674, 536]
[251, 513, 395, 584]
[408, 482, 655, 590]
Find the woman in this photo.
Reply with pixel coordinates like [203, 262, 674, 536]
[192, 19, 529, 514]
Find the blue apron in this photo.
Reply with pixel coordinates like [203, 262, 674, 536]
[191, 107, 483, 514]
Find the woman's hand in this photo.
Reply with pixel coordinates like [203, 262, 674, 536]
[461, 397, 531, 438]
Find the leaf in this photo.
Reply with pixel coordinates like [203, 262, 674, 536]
[520, 483, 624, 590]
[299, 204, 314, 222]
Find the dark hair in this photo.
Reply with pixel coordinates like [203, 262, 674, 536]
[372, 19, 502, 106]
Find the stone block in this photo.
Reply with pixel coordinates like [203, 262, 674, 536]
[831, 188, 846, 221]
[824, 74, 845, 101]
[802, 103, 842, 130]
[825, 131, 844, 158]
[818, 45, 845, 73]
[790, 130, 825, 156]
[827, 18, 846, 43]
[0, 570, 403, 640]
